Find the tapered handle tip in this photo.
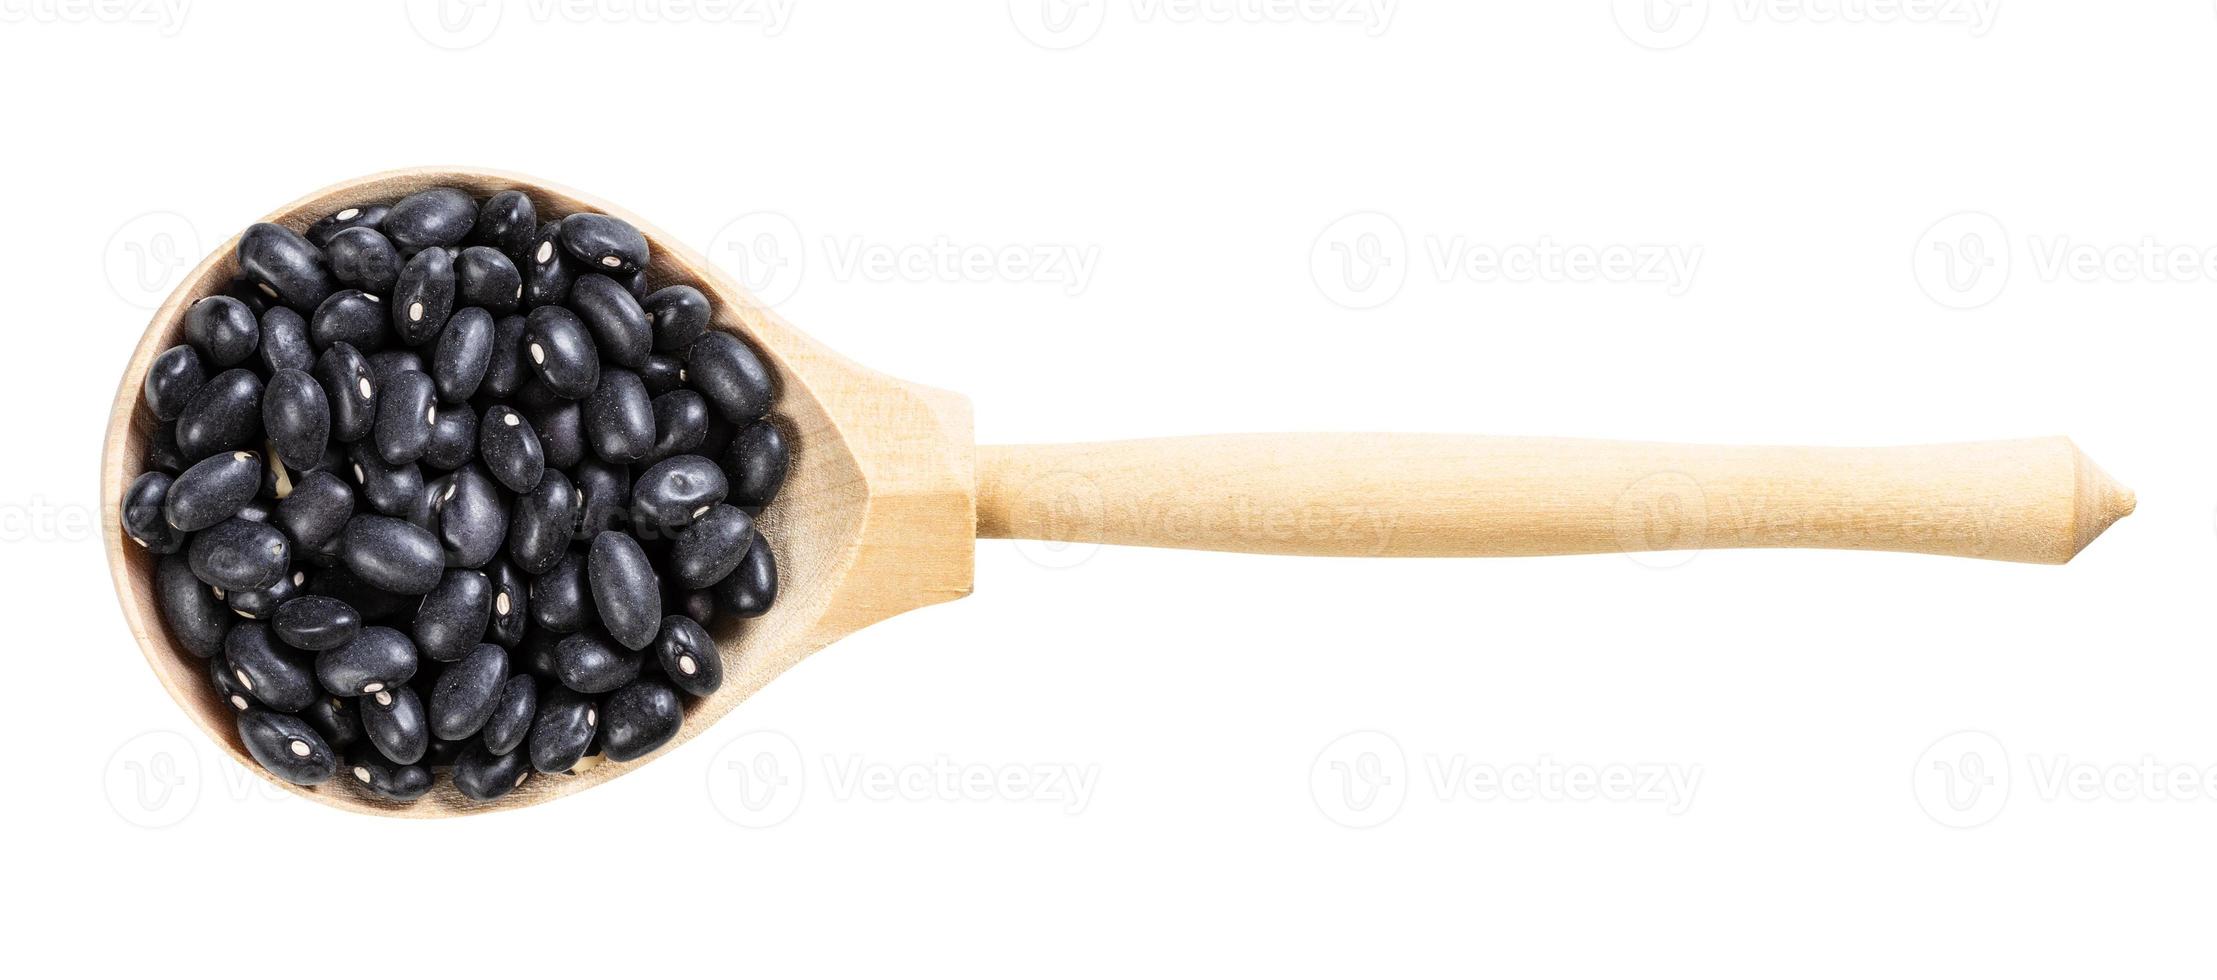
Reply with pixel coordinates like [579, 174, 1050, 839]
[2072, 446, 2135, 558]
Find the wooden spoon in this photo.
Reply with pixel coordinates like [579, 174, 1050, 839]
[100, 167, 2136, 817]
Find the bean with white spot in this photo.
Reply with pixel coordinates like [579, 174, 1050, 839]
[360, 684, 430, 766]
[653, 614, 722, 698]
[238, 708, 339, 785]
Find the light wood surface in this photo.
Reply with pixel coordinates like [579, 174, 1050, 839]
[976, 435, 2134, 564]
[101, 167, 2134, 818]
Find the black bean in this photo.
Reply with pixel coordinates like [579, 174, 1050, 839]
[569, 274, 651, 368]
[307, 203, 389, 248]
[372, 369, 437, 465]
[391, 246, 456, 347]
[263, 369, 330, 471]
[477, 404, 545, 492]
[273, 595, 361, 651]
[211, 652, 255, 710]
[340, 514, 444, 595]
[573, 458, 630, 540]
[527, 685, 599, 773]
[190, 517, 291, 592]
[653, 614, 722, 697]
[143, 345, 205, 421]
[522, 305, 599, 398]
[529, 551, 593, 634]
[558, 212, 649, 275]
[228, 570, 302, 619]
[671, 505, 755, 590]
[174, 367, 264, 461]
[304, 693, 365, 752]
[715, 533, 778, 618]
[238, 708, 338, 785]
[326, 226, 402, 295]
[349, 442, 425, 518]
[486, 560, 530, 647]
[415, 568, 491, 662]
[686, 331, 774, 423]
[225, 274, 273, 313]
[600, 678, 682, 762]
[259, 306, 315, 374]
[316, 625, 418, 696]
[633, 455, 728, 537]
[724, 417, 791, 507]
[345, 749, 434, 802]
[122, 471, 181, 553]
[225, 623, 317, 712]
[471, 190, 537, 260]
[587, 532, 661, 650]
[314, 341, 379, 443]
[274, 470, 353, 549]
[482, 313, 530, 398]
[237, 223, 335, 311]
[521, 221, 575, 308]
[310, 289, 390, 354]
[644, 284, 710, 354]
[640, 353, 685, 397]
[184, 295, 260, 368]
[526, 400, 584, 470]
[157, 553, 231, 658]
[645, 390, 709, 466]
[509, 471, 577, 575]
[455, 246, 522, 313]
[430, 306, 494, 401]
[360, 685, 430, 765]
[481, 675, 537, 755]
[453, 738, 534, 801]
[430, 643, 508, 740]
[432, 465, 506, 568]
[381, 187, 477, 253]
[422, 403, 477, 470]
[583, 368, 654, 464]
[165, 450, 259, 532]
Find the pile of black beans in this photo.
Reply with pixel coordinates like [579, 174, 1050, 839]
[120, 186, 790, 804]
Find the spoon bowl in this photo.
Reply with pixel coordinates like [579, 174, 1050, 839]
[103, 167, 977, 816]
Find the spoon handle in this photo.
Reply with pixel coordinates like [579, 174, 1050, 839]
[973, 434, 2133, 563]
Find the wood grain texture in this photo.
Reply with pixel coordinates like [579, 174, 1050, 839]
[976, 434, 2134, 564]
[100, 167, 976, 818]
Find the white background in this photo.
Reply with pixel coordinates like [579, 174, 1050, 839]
[7, 1, 2214, 975]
